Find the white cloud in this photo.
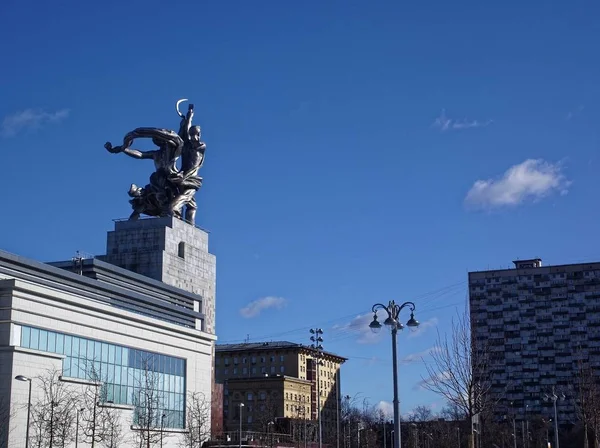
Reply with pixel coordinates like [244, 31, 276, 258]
[1, 108, 70, 137]
[566, 105, 584, 120]
[375, 401, 393, 419]
[432, 109, 492, 132]
[407, 317, 439, 339]
[239, 296, 287, 318]
[332, 313, 383, 345]
[465, 159, 570, 209]
[414, 371, 452, 391]
[402, 346, 442, 363]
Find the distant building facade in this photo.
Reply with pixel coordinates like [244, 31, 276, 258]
[469, 258, 600, 423]
[215, 341, 346, 444]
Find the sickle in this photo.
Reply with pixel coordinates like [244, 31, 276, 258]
[176, 98, 189, 118]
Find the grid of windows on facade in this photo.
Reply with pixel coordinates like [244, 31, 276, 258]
[19, 326, 186, 428]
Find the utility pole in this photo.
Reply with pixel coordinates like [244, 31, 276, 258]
[310, 328, 324, 448]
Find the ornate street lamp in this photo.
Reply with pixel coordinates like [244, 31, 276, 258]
[544, 388, 565, 448]
[369, 301, 419, 448]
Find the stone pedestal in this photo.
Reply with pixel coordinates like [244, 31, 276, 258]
[104, 217, 216, 334]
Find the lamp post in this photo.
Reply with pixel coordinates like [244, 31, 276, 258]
[49, 400, 58, 448]
[75, 407, 84, 448]
[541, 418, 552, 448]
[268, 421, 274, 448]
[90, 382, 101, 448]
[522, 404, 529, 448]
[15, 375, 32, 448]
[161, 413, 167, 448]
[544, 388, 565, 448]
[239, 403, 245, 448]
[411, 423, 418, 448]
[369, 301, 419, 448]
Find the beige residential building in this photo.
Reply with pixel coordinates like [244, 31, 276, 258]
[215, 341, 346, 444]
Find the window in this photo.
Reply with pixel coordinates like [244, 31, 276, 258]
[178, 241, 185, 258]
[270, 366, 275, 374]
[224, 368, 229, 375]
[280, 355, 285, 362]
[252, 356, 256, 363]
[261, 367, 266, 374]
[233, 368, 238, 375]
[270, 356, 275, 362]
[242, 368, 248, 375]
[252, 367, 257, 374]
[261, 356, 265, 363]
[260, 392, 266, 400]
[248, 393, 253, 401]
[280, 366, 285, 373]
[234, 357, 239, 364]
[242, 358, 247, 364]
[19, 325, 186, 428]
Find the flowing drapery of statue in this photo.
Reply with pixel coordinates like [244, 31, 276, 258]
[104, 99, 207, 225]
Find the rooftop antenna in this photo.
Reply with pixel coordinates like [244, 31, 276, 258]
[244, 334, 250, 343]
[72, 251, 84, 275]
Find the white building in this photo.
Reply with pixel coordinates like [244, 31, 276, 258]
[0, 217, 216, 447]
[469, 258, 600, 424]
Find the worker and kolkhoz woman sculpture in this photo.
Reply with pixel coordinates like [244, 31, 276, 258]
[104, 99, 206, 225]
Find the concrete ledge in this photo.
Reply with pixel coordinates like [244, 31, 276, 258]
[130, 425, 188, 433]
[59, 376, 102, 386]
[0, 345, 66, 360]
[99, 402, 135, 410]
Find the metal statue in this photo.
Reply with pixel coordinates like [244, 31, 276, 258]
[104, 100, 207, 224]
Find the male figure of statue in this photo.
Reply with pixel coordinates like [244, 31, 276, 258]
[171, 103, 207, 224]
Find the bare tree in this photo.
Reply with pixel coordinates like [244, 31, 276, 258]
[254, 392, 280, 434]
[0, 395, 16, 448]
[421, 307, 497, 448]
[409, 405, 434, 423]
[180, 391, 211, 448]
[575, 360, 600, 448]
[439, 402, 467, 422]
[131, 354, 164, 448]
[30, 368, 77, 448]
[76, 359, 124, 448]
[99, 410, 125, 448]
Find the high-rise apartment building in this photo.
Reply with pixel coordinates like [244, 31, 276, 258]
[215, 341, 346, 443]
[469, 258, 600, 423]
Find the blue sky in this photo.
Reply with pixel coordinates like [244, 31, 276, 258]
[1, 0, 599, 416]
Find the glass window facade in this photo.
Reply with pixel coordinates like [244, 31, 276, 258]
[19, 326, 186, 428]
